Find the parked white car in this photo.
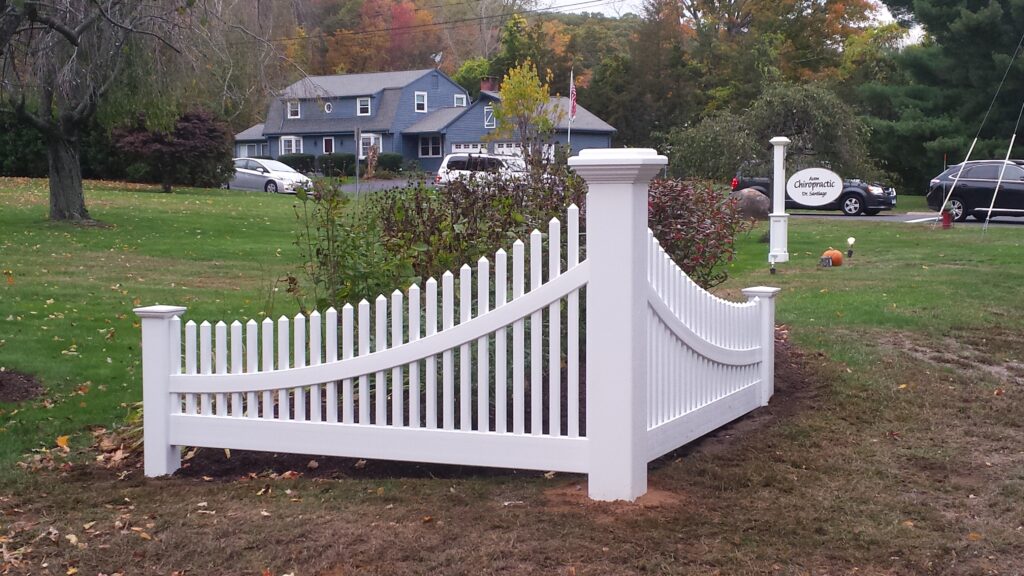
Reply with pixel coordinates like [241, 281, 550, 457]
[434, 153, 528, 184]
[229, 158, 312, 193]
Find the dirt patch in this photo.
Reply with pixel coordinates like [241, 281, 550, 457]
[0, 370, 43, 403]
[544, 482, 685, 516]
[882, 327, 1024, 385]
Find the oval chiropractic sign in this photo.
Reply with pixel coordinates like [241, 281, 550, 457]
[786, 168, 843, 207]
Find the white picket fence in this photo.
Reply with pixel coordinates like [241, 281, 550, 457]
[136, 148, 779, 501]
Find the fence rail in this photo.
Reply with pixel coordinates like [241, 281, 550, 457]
[136, 148, 778, 501]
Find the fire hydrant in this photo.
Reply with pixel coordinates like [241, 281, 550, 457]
[941, 210, 953, 229]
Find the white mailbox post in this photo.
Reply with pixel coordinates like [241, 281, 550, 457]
[768, 136, 791, 272]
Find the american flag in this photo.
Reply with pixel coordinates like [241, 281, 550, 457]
[569, 69, 577, 121]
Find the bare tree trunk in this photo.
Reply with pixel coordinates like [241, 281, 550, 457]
[47, 135, 90, 221]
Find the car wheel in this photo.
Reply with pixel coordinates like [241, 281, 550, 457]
[265, 180, 278, 193]
[864, 209, 880, 216]
[948, 197, 968, 222]
[841, 194, 864, 216]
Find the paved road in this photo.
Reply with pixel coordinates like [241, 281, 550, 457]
[339, 178, 418, 194]
[789, 211, 1024, 227]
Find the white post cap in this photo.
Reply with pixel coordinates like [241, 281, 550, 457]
[569, 148, 667, 183]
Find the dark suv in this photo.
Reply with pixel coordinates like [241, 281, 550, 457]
[926, 160, 1024, 221]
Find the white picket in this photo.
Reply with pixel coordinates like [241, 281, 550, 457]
[425, 278, 438, 429]
[459, 265, 472, 431]
[375, 295, 387, 425]
[391, 290, 404, 427]
[442, 272, 454, 430]
[261, 317, 274, 419]
[200, 321, 212, 415]
[358, 300, 370, 424]
[230, 321, 243, 418]
[476, 257, 490, 432]
[512, 240, 525, 434]
[245, 319, 258, 418]
[184, 320, 197, 415]
[495, 249, 508, 434]
[277, 316, 290, 420]
[408, 285, 421, 428]
[326, 307, 339, 423]
[341, 305, 354, 424]
[293, 313, 306, 422]
[310, 310, 322, 423]
[548, 218, 561, 437]
[530, 230, 542, 435]
[170, 316, 182, 413]
[567, 206, 580, 437]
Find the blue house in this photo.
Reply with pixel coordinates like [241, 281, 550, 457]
[234, 70, 615, 173]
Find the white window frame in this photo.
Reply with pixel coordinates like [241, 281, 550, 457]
[243, 144, 258, 158]
[454, 94, 467, 107]
[357, 97, 371, 116]
[419, 135, 442, 158]
[323, 137, 335, 155]
[484, 105, 495, 128]
[280, 136, 302, 155]
[452, 142, 486, 154]
[287, 100, 300, 119]
[324, 102, 333, 114]
[359, 133, 380, 159]
[415, 91, 428, 113]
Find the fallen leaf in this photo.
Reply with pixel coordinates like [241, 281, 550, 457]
[901, 520, 915, 527]
[354, 459, 367, 469]
[543, 471, 556, 479]
[82, 521, 96, 531]
[898, 384, 908, 390]
[279, 470, 300, 480]
[56, 435, 70, 450]
[994, 388, 1005, 396]
[65, 534, 78, 546]
[421, 516, 434, 524]
[307, 459, 319, 470]
[967, 532, 983, 541]
[260, 510, 271, 517]
[376, 487, 385, 496]
[66, 568, 78, 575]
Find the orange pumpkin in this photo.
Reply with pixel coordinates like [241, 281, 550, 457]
[822, 247, 843, 266]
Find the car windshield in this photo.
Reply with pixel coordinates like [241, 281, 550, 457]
[501, 157, 527, 172]
[260, 160, 298, 173]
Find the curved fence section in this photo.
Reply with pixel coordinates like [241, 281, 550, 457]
[644, 231, 777, 461]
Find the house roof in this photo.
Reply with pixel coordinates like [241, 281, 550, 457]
[262, 88, 402, 136]
[278, 69, 436, 99]
[235, 123, 265, 141]
[549, 96, 615, 133]
[402, 107, 468, 134]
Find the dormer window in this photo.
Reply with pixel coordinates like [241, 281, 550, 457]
[454, 94, 467, 107]
[287, 100, 300, 119]
[415, 91, 427, 113]
[484, 105, 495, 129]
[357, 97, 371, 116]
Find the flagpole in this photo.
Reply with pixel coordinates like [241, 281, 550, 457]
[568, 68, 575, 152]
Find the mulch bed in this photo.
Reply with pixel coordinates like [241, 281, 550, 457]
[0, 370, 43, 403]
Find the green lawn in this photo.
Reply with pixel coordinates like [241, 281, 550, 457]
[1, 178, 1021, 575]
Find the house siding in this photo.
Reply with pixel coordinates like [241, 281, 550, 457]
[389, 72, 465, 135]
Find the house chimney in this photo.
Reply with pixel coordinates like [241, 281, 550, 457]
[480, 76, 499, 93]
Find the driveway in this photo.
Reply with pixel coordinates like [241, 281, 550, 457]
[339, 178, 419, 195]
[789, 211, 1024, 227]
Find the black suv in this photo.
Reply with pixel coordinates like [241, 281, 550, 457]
[926, 160, 1024, 221]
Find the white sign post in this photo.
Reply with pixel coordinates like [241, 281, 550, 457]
[768, 137, 791, 273]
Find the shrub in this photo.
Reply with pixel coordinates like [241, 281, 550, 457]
[278, 153, 315, 174]
[113, 110, 233, 192]
[292, 180, 417, 311]
[318, 153, 356, 177]
[369, 170, 587, 281]
[377, 153, 403, 173]
[648, 179, 752, 289]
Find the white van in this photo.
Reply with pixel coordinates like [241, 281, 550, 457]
[434, 153, 528, 184]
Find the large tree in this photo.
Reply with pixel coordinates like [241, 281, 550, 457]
[0, 1, 290, 221]
[858, 0, 1024, 191]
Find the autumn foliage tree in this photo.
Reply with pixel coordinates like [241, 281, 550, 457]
[490, 59, 563, 169]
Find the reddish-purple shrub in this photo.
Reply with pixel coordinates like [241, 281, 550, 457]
[648, 179, 752, 289]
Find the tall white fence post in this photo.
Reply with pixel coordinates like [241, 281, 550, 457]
[569, 148, 667, 501]
[741, 287, 781, 406]
[768, 136, 791, 271]
[134, 304, 187, 476]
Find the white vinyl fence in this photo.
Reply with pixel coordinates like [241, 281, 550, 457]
[136, 148, 779, 501]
